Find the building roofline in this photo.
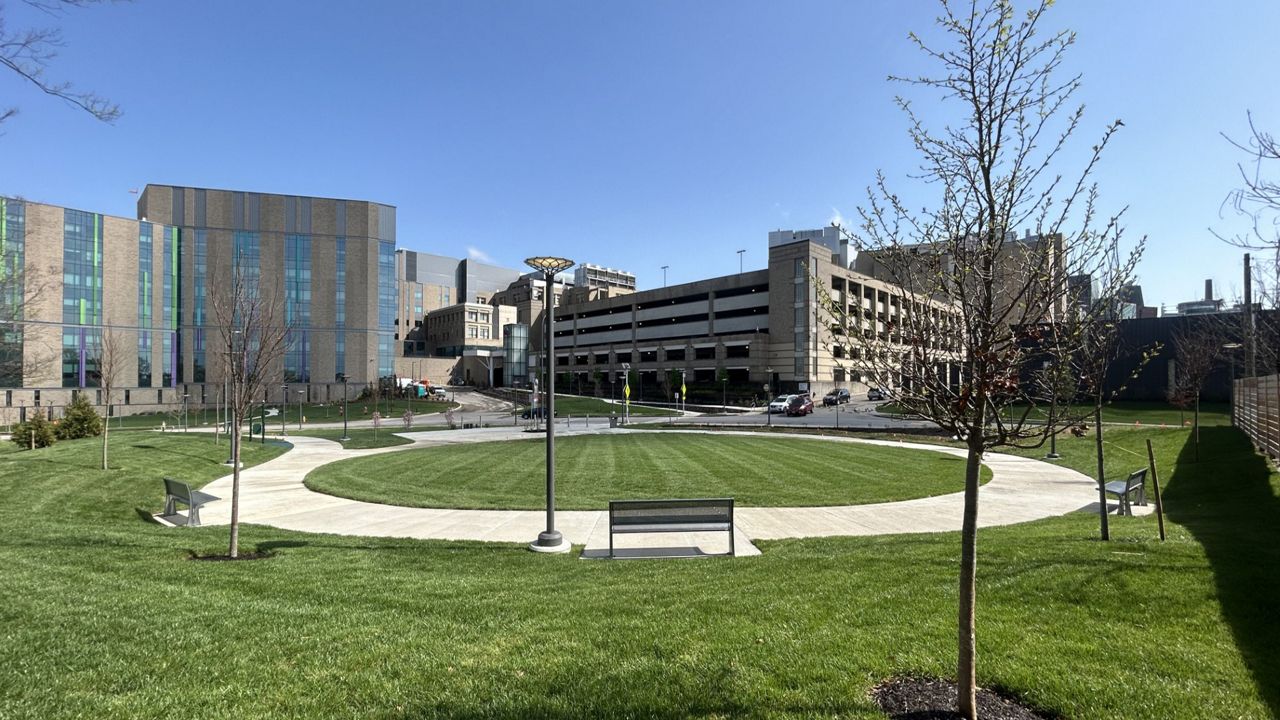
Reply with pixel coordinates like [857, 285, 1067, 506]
[141, 183, 395, 209]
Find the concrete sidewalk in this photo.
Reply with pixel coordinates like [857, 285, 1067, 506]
[187, 427, 1120, 558]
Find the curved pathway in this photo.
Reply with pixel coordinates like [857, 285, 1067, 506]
[191, 426, 1110, 557]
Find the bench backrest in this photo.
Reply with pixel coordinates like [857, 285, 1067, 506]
[1125, 469, 1147, 490]
[164, 477, 193, 502]
[609, 498, 734, 527]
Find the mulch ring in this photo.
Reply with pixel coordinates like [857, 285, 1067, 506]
[872, 677, 1052, 720]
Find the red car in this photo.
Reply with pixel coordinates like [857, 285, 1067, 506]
[785, 394, 814, 416]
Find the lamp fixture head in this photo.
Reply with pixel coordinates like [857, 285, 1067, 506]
[524, 256, 575, 275]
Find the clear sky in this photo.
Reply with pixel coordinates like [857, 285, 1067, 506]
[2, 1, 1276, 309]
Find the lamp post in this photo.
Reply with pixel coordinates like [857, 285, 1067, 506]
[621, 362, 631, 425]
[340, 374, 350, 442]
[525, 255, 574, 553]
[737, 249, 745, 274]
[765, 366, 773, 428]
[1043, 360, 1060, 460]
[280, 384, 288, 437]
[181, 393, 189, 433]
[661, 265, 669, 287]
[1223, 342, 1243, 424]
[297, 389, 304, 431]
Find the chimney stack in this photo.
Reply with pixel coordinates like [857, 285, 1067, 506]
[1205, 278, 1213, 301]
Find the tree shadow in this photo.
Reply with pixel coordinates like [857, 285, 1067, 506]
[1163, 425, 1280, 716]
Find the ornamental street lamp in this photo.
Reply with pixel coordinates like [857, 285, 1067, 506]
[525, 255, 575, 553]
[280, 384, 288, 437]
[340, 374, 350, 442]
[297, 389, 305, 431]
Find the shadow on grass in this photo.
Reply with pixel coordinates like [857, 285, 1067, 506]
[1163, 426, 1280, 717]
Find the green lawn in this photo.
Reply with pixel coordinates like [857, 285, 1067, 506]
[518, 394, 678, 417]
[291, 427, 417, 449]
[304, 433, 986, 510]
[0, 424, 1276, 718]
[877, 399, 1231, 427]
[95, 397, 460, 432]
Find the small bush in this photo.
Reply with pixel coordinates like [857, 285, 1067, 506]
[11, 413, 56, 450]
[56, 394, 103, 440]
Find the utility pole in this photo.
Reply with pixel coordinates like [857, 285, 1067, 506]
[1244, 253, 1256, 378]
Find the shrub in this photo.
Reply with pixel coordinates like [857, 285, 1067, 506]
[11, 413, 56, 450]
[55, 394, 103, 440]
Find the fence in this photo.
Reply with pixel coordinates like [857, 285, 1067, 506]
[1234, 373, 1280, 460]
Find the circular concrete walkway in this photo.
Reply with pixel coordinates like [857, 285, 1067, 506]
[189, 425, 1106, 557]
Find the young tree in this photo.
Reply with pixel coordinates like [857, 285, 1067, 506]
[89, 328, 129, 469]
[0, 256, 57, 390]
[820, 2, 1143, 716]
[208, 266, 289, 559]
[0, 0, 122, 127]
[1168, 321, 1225, 462]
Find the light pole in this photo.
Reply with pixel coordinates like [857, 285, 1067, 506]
[525, 255, 575, 553]
[181, 393, 189, 433]
[1043, 360, 1060, 460]
[280, 383, 288, 437]
[765, 366, 773, 428]
[737, 249, 745, 274]
[680, 369, 687, 414]
[1224, 342, 1243, 424]
[622, 362, 631, 425]
[340, 374, 350, 442]
[297, 389, 304, 430]
[661, 265, 669, 287]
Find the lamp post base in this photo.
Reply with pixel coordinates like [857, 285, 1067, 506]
[1045, 452, 1061, 460]
[528, 530, 571, 553]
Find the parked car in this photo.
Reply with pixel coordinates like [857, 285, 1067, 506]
[785, 394, 814, 416]
[866, 388, 888, 402]
[768, 395, 795, 414]
[822, 388, 851, 406]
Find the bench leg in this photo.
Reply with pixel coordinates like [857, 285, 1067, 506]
[729, 527, 735, 557]
[164, 494, 176, 516]
[608, 529, 614, 559]
[188, 503, 201, 527]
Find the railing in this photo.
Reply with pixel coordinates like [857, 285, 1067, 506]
[1234, 373, 1280, 460]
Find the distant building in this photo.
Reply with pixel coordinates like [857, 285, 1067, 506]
[573, 263, 636, 293]
[1175, 279, 1226, 315]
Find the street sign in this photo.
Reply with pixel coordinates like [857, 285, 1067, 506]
[624, 383, 630, 399]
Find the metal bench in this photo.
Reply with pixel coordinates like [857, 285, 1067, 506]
[608, 498, 735, 557]
[1103, 469, 1147, 516]
[162, 477, 219, 527]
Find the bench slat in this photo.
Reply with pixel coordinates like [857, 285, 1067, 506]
[612, 523, 732, 534]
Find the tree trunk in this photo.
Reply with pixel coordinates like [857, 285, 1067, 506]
[1094, 405, 1110, 541]
[228, 420, 241, 559]
[1194, 396, 1200, 463]
[101, 415, 109, 470]
[957, 435, 983, 720]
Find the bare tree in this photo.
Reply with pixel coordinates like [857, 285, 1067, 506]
[818, 2, 1143, 716]
[1167, 321, 1225, 462]
[93, 327, 128, 470]
[0, 0, 122, 126]
[207, 265, 289, 559]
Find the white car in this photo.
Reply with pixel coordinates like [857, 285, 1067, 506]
[768, 395, 795, 414]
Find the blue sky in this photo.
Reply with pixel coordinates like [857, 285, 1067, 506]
[2, 1, 1276, 309]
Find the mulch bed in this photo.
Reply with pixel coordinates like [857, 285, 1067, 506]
[187, 551, 273, 562]
[872, 677, 1051, 720]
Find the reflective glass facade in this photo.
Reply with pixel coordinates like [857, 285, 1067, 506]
[334, 237, 345, 380]
[62, 209, 103, 387]
[377, 240, 395, 378]
[0, 198, 25, 388]
[284, 234, 312, 382]
[137, 223, 153, 387]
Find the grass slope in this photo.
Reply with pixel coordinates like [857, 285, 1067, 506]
[877, 400, 1230, 427]
[291, 428, 417, 449]
[0, 426, 1275, 718]
[519, 394, 678, 417]
[305, 433, 988, 509]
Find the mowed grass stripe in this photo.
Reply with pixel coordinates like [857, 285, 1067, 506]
[304, 433, 985, 509]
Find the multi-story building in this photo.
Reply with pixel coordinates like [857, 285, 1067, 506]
[572, 263, 636, 294]
[0, 186, 398, 422]
[546, 232, 958, 401]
